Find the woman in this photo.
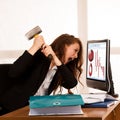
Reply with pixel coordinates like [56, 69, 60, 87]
[0, 33, 83, 115]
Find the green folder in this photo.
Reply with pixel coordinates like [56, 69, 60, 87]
[29, 94, 84, 108]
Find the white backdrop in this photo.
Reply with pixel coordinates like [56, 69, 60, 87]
[0, 0, 78, 50]
[0, 0, 88, 94]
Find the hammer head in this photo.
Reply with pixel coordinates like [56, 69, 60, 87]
[25, 26, 42, 40]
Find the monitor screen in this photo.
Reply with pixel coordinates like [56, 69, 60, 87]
[87, 40, 108, 81]
[86, 39, 110, 92]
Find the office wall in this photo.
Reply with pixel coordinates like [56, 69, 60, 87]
[0, 0, 78, 50]
[0, 0, 88, 93]
[77, 0, 88, 91]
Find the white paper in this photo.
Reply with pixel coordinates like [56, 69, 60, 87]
[81, 93, 106, 104]
[29, 105, 84, 116]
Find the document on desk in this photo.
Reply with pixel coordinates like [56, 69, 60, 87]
[81, 93, 106, 104]
[29, 94, 84, 116]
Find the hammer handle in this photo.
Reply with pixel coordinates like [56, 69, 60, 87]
[40, 44, 53, 60]
[48, 54, 53, 60]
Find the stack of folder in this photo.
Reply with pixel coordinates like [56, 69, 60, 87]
[29, 94, 84, 115]
[81, 93, 117, 108]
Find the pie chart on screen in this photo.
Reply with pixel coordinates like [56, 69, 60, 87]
[88, 49, 94, 62]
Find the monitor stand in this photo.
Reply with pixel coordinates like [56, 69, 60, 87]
[107, 62, 119, 98]
[107, 78, 119, 98]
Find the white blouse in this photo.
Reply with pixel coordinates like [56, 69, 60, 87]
[35, 66, 57, 96]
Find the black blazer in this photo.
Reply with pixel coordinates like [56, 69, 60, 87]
[0, 50, 77, 112]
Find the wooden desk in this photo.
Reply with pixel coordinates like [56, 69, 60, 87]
[0, 101, 120, 120]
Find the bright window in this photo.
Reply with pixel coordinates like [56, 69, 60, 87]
[87, 0, 120, 95]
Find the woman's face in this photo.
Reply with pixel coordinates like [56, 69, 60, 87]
[64, 43, 80, 64]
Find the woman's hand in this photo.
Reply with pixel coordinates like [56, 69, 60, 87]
[28, 35, 45, 55]
[41, 44, 55, 58]
[41, 44, 62, 66]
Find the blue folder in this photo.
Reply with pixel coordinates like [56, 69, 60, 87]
[82, 99, 115, 108]
[29, 94, 84, 109]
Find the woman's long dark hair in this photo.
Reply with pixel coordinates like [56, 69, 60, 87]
[51, 34, 83, 94]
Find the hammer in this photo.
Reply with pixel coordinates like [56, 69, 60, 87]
[25, 26, 42, 40]
[25, 26, 52, 60]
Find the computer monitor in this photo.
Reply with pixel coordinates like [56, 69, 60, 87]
[86, 39, 118, 97]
